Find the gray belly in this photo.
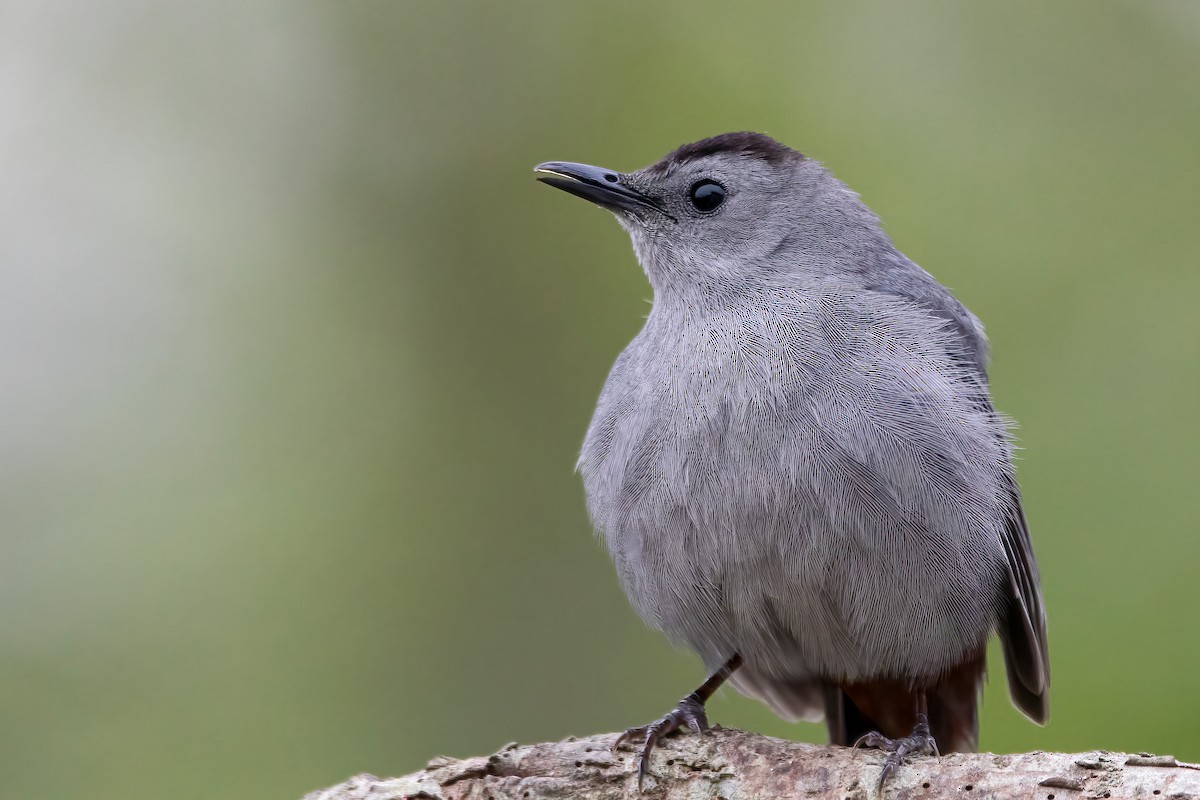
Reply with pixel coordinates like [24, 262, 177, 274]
[579, 385, 1009, 685]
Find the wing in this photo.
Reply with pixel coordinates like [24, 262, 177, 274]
[871, 259, 1050, 722]
[996, 475, 1050, 722]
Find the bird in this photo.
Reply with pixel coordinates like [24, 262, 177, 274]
[533, 132, 1048, 788]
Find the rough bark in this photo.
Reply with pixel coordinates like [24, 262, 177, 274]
[303, 727, 1199, 800]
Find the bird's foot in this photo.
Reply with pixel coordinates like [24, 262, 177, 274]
[853, 712, 940, 789]
[613, 694, 709, 788]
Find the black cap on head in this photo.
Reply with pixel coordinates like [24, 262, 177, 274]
[645, 132, 803, 174]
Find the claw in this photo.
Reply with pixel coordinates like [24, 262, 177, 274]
[854, 712, 940, 790]
[611, 655, 742, 790]
[614, 695, 710, 789]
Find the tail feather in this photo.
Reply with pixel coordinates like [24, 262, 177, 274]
[823, 651, 986, 753]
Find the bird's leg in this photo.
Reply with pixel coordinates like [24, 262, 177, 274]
[614, 653, 743, 787]
[853, 690, 940, 788]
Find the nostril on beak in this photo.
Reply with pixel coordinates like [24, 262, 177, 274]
[604, 173, 619, 183]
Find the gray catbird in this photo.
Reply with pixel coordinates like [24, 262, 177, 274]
[534, 133, 1048, 786]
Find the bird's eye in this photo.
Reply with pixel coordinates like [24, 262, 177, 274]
[688, 180, 726, 213]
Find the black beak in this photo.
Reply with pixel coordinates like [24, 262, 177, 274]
[534, 161, 674, 221]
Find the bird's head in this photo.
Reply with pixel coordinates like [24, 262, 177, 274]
[536, 132, 884, 299]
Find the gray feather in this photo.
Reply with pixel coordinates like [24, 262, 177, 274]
[558, 132, 1048, 736]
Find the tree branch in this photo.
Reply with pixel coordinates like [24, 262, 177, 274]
[302, 728, 1199, 800]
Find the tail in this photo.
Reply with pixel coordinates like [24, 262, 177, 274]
[823, 651, 986, 753]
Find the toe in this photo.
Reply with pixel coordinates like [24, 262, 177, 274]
[853, 731, 897, 751]
[878, 756, 901, 790]
[613, 725, 649, 752]
[618, 697, 715, 788]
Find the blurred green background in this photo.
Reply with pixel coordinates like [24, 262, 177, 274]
[2, 1, 1198, 798]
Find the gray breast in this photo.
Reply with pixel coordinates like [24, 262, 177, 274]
[578, 286, 1010, 683]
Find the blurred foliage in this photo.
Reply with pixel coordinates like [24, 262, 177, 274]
[1, 2, 1198, 798]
